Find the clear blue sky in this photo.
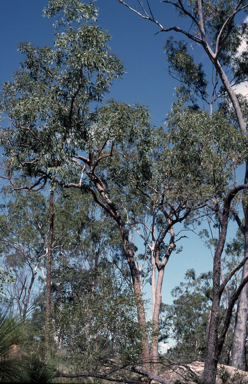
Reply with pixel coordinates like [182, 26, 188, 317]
[0, 0, 243, 313]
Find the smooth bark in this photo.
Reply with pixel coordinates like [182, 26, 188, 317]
[232, 162, 248, 368]
[232, 256, 248, 368]
[150, 224, 177, 371]
[151, 266, 165, 369]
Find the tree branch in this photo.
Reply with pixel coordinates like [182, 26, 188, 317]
[219, 255, 248, 297]
[54, 371, 144, 383]
[230, 206, 245, 234]
[217, 272, 248, 357]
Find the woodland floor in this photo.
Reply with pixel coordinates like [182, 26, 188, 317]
[151, 361, 248, 384]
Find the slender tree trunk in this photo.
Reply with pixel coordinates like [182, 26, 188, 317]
[121, 226, 150, 369]
[203, 204, 229, 384]
[45, 189, 54, 358]
[89, 180, 150, 369]
[203, 186, 248, 382]
[231, 234, 248, 369]
[151, 267, 165, 373]
[212, 57, 247, 134]
[216, 62, 248, 370]
[203, 256, 221, 383]
[232, 162, 248, 369]
[151, 248, 156, 324]
[203, 296, 220, 383]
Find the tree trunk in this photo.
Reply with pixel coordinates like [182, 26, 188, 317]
[231, 235, 248, 369]
[121, 225, 150, 369]
[203, 254, 221, 383]
[232, 162, 248, 369]
[203, 298, 220, 383]
[45, 189, 54, 358]
[208, 50, 247, 135]
[89, 180, 150, 369]
[151, 267, 165, 373]
[151, 247, 156, 326]
[203, 203, 229, 384]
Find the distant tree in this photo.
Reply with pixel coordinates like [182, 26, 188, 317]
[163, 269, 213, 362]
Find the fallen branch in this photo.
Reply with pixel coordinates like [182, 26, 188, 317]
[54, 371, 144, 383]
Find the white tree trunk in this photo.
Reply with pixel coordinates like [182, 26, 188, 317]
[231, 240, 248, 368]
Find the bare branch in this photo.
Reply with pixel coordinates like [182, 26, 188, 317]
[116, 0, 203, 43]
[54, 371, 144, 383]
[89, 186, 117, 222]
[161, 0, 199, 28]
[214, 2, 248, 58]
[219, 255, 248, 297]
[197, 0, 207, 41]
[218, 272, 248, 357]
[19, 122, 44, 145]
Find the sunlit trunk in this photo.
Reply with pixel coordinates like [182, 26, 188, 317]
[232, 162, 248, 368]
[151, 267, 165, 373]
[231, 230, 248, 368]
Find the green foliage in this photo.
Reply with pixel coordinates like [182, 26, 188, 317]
[0, 313, 55, 383]
[51, 263, 143, 369]
[0, 267, 15, 297]
[26, 357, 55, 384]
[162, 269, 213, 362]
[165, 104, 246, 204]
[0, 0, 123, 185]
[164, 37, 208, 103]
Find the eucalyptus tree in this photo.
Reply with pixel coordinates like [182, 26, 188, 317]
[101, 99, 248, 381]
[0, 0, 157, 363]
[3, 1, 248, 381]
[116, 0, 248, 375]
[0, 0, 124, 364]
[79, 96, 248, 373]
[0, 0, 160, 370]
[166, 100, 248, 382]
[119, 102, 244, 368]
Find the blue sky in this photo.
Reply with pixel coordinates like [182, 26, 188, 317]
[0, 0, 203, 127]
[0, 1, 245, 335]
